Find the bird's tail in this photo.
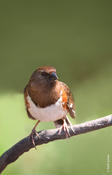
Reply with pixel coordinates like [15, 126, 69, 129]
[54, 116, 72, 128]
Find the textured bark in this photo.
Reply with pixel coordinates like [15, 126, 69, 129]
[0, 114, 112, 173]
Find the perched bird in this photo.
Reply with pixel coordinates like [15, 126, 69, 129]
[24, 66, 75, 146]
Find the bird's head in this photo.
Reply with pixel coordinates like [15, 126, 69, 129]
[29, 66, 58, 89]
[37, 66, 58, 81]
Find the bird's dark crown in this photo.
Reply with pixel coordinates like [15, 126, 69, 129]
[37, 66, 56, 73]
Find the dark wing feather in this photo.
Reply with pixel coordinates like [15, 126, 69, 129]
[67, 91, 75, 118]
[24, 85, 36, 120]
[61, 82, 75, 119]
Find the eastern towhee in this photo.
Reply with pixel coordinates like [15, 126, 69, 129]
[24, 66, 75, 146]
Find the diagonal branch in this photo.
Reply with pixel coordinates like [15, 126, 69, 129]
[0, 114, 112, 173]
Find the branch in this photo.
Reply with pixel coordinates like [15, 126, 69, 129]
[0, 114, 112, 173]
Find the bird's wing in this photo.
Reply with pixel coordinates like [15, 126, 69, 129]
[61, 82, 75, 119]
[67, 90, 75, 118]
[54, 82, 75, 128]
[24, 85, 36, 120]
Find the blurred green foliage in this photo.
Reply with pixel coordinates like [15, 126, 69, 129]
[0, 0, 112, 175]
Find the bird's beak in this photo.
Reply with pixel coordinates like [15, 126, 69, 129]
[50, 72, 58, 80]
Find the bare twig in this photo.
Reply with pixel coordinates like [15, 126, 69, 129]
[0, 114, 112, 173]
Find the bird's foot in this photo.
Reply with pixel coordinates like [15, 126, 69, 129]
[58, 120, 70, 137]
[30, 129, 40, 149]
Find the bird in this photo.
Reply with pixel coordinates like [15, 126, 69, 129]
[24, 66, 75, 146]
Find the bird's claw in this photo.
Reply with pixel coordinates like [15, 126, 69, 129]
[58, 121, 70, 138]
[30, 129, 40, 149]
[58, 119, 75, 137]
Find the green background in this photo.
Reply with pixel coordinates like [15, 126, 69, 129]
[0, 0, 112, 174]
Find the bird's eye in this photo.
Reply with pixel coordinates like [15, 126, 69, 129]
[41, 72, 49, 77]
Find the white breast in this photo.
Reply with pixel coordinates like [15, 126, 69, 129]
[26, 95, 67, 122]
